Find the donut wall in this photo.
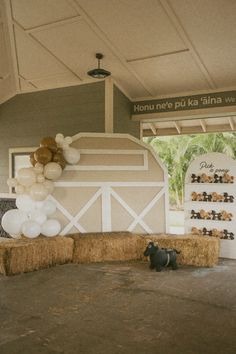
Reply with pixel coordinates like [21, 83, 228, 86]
[184, 153, 236, 259]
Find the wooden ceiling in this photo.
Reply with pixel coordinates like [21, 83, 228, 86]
[1, 0, 236, 110]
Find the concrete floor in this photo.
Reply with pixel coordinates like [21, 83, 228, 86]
[0, 259, 236, 354]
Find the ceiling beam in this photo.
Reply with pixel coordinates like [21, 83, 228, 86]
[159, 0, 216, 89]
[174, 121, 181, 134]
[200, 119, 207, 132]
[3, 0, 20, 92]
[143, 124, 235, 137]
[228, 117, 235, 131]
[66, 0, 154, 96]
[148, 123, 157, 135]
[25, 15, 81, 34]
[13, 20, 82, 81]
[127, 49, 189, 63]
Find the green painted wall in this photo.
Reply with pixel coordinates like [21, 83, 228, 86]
[113, 85, 140, 139]
[0, 82, 105, 192]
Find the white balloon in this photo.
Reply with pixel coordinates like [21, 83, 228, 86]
[35, 200, 44, 209]
[16, 194, 36, 212]
[63, 147, 80, 164]
[7, 178, 18, 187]
[44, 162, 62, 181]
[2, 209, 28, 236]
[22, 220, 41, 238]
[17, 168, 36, 187]
[29, 209, 47, 225]
[40, 200, 56, 216]
[9, 233, 22, 239]
[30, 183, 49, 201]
[34, 163, 44, 175]
[41, 219, 61, 237]
[37, 174, 45, 183]
[55, 133, 64, 144]
[62, 142, 69, 151]
[64, 136, 73, 145]
[43, 180, 54, 194]
[15, 184, 25, 195]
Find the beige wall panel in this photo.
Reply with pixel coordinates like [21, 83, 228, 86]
[78, 198, 102, 232]
[53, 134, 168, 234]
[112, 187, 162, 215]
[143, 195, 166, 232]
[52, 187, 100, 215]
[110, 197, 134, 231]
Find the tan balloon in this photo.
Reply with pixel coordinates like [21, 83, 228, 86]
[40, 137, 58, 153]
[30, 183, 49, 201]
[43, 180, 54, 194]
[34, 147, 52, 165]
[17, 168, 37, 187]
[30, 152, 37, 166]
[53, 153, 67, 170]
[44, 162, 62, 181]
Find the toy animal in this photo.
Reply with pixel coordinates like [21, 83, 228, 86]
[143, 242, 180, 272]
[223, 193, 234, 203]
[222, 173, 234, 184]
[200, 173, 213, 183]
[213, 174, 223, 183]
[191, 173, 200, 183]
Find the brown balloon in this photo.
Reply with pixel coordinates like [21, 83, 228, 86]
[40, 137, 58, 153]
[30, 151, 37, 166]
[34, 147, 53, 165]
[53, 153, 67, 169]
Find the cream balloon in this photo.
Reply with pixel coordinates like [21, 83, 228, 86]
[37, 174, 45, 183]
[7, 178, 18, 187]
[22, 220, 41, 238]
[40, 200, 56, 216]
[64, 136, 73, 145]
[16, 194, 36, 212]
[34, 163, 44, 175]
[17, 168, 36, 187]
[43, 180, 54, 194]
[30, 183, 49, 201]
[63, 147, 80, 164]
[29, 209, 47, 225]
[55, 133, 64, 144]
[15, 185, 25, 195]
[1, 209, 28, 236]
[41, 219, 61, 237]
[44, 162, 62, 181]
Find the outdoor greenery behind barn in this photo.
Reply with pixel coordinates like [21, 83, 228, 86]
[144, 133, 236, 209]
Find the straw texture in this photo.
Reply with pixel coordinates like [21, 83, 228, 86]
[140, 234, 220, 267]
[0, 236, 74, 275]
[70, 232, 144, 263]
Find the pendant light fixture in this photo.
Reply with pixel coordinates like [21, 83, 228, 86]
[87, 53, 111, 79]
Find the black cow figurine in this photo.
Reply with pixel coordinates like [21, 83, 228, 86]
[143, 242, 180, 272]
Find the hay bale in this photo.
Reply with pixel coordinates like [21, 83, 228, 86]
[140, 234, 220, 267]
[0, 236, 74, 276]
[69, 232, 144, 263]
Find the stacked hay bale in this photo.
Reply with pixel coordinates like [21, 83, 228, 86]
[0, 236, 73, 275]
[69, 232, 144, 263]
[141, 234, 220, 267]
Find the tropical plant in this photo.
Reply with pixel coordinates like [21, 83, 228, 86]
[144, 132, 236, 209]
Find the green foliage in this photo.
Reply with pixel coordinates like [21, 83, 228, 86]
[144, 132, 236, 209]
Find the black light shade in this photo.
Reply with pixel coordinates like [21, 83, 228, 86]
[87, 53, 111, 79]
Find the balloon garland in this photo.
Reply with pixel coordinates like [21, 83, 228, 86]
[1, 134, 80, 239]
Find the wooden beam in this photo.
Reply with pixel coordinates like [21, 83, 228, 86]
[148, 123, 157, 135]
[200, 119, 207, 132]
[143, 124, 234, 137]
[25, 16, 81, 34]
[228, 117, 235, 131]
[174, 121, 181, 134]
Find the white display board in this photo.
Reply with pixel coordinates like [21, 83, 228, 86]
[185, 153, 236, 259]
